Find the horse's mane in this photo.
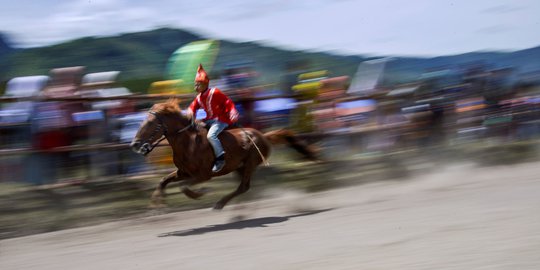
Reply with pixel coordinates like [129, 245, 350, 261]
[152, 98, 187, 121]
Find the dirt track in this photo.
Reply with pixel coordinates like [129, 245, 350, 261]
[2, 161, 540, 270]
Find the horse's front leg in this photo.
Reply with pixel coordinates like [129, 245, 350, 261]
[151, 170, 185, 207]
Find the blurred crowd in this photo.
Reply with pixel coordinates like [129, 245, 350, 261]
[1, 60, 540, 185]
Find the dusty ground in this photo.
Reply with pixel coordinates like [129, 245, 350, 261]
[1, 161, 540, 270]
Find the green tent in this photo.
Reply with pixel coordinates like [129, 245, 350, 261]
[166, 40, 220, 93]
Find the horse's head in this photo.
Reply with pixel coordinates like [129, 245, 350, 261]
[130, 98, 190, 156]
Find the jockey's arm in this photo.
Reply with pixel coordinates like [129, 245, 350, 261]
[186, 99, 199, 120]
[221, 92, 239, 123]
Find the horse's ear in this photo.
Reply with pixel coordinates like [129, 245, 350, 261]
[167, 97, 180, 103]
[166, 97, 182, 109]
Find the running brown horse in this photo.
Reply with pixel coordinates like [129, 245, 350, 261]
[130, 98, 317, 210]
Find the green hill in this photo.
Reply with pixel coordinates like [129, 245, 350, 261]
[0, 27, 539, 93]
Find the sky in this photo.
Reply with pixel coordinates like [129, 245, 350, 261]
[0, 0, 539, 57]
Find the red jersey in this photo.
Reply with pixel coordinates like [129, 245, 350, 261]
[187, 88, 239, 125]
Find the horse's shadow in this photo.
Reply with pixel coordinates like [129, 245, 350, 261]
[158, 208, 334, 237]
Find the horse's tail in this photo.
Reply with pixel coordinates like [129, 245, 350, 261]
[263, 129, 319, 161]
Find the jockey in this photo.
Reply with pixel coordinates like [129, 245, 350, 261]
[187, 64, 239, 173]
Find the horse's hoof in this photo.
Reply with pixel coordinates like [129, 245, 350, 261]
[149, 194, 167, 208]
[151, 191, 164, 199]
[149, 202, 167, 209]
[213, 203, 224, 210]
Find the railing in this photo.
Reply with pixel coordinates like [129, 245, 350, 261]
[0, 90, 386, 157]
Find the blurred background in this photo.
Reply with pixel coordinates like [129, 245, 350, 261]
[1, 0, 540, 239]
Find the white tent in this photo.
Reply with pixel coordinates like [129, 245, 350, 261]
[5, 75, 49, 97]
[0, 76, 49, 124]
[82, 71, 120, 85]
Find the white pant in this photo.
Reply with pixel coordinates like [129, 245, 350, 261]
[205, 119, 228, 158]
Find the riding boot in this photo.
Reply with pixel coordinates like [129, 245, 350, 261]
[212, 154, 225, 173]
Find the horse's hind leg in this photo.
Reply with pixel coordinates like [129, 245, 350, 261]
[214, 166, 252, 210]
[151, 170, 182, 207]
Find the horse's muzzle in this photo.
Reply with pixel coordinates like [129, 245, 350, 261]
[130, 141, 150, 156]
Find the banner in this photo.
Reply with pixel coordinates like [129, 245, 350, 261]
[166, 40, 220, 93]
[347, 58, 391, 95]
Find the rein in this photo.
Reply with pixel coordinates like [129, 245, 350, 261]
[147, 111, 191, 152]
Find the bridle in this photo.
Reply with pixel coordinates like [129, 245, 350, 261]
[144, 110, 191, 153]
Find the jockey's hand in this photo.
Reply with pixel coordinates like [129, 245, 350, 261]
[230, 109, 239, 123]
[197, 120, 207, 128]
[190, 119, 206, 130]
[186, 110, 193, 119]
[189, 118, 197, 130]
